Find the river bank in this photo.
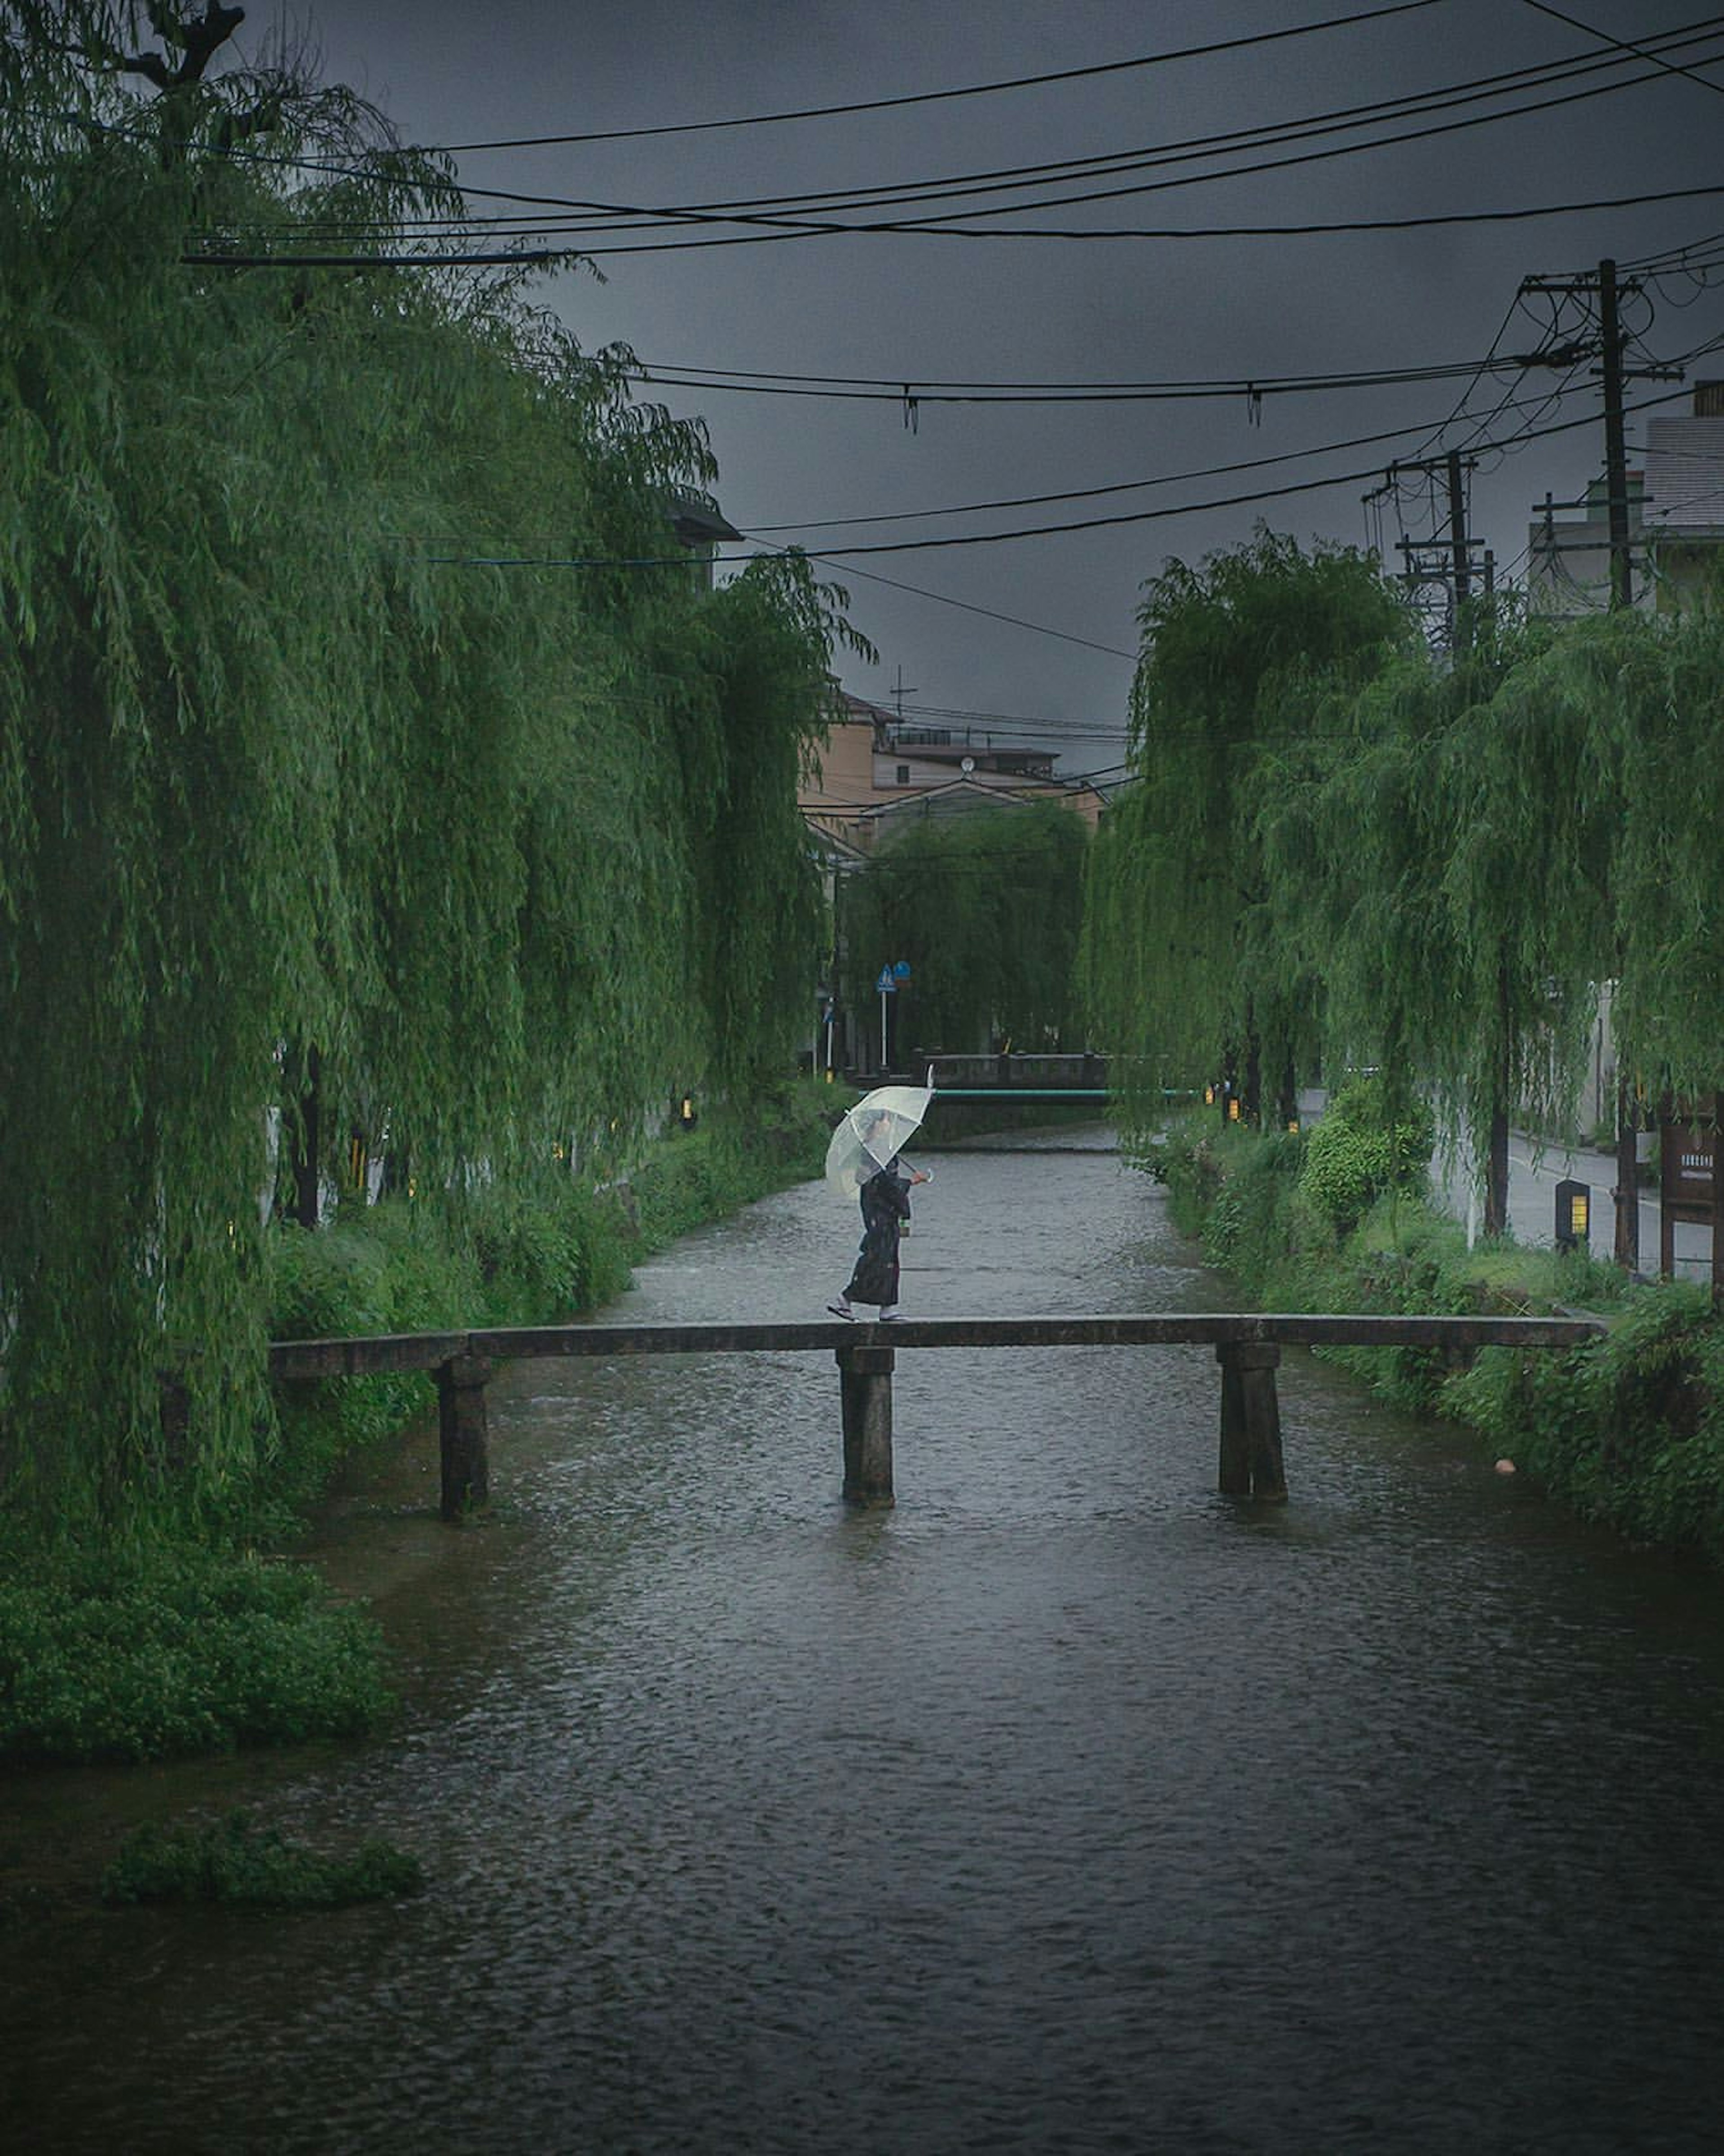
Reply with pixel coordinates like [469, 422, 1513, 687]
[1144, 1099, 1724, 1566]
[11, 1129, 1724, 2153]
[0, 1086, 838, 1776]
[0, 1083, 1107, 1780]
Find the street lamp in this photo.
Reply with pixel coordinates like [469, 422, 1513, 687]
[1554, 1178, 1589, 1251]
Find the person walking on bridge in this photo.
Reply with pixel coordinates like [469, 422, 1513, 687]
[828, 1146, 929, 1323]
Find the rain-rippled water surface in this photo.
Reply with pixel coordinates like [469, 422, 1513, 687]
[7, 1132, 1724, 2154]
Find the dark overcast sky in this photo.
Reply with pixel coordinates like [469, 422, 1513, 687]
[249, 2, 1724, 779]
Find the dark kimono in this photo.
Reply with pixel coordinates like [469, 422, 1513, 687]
[843, 1161, 913, 1307]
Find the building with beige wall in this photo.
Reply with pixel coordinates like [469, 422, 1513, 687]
[800, 691, 1112, 1076]
[800, 692, 1109, 853]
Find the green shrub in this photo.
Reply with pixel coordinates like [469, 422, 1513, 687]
[256, 1175, 646, 1534]
[3, 1090, 836, 1773]
[1140, 1106, 1724, 1564]
[625, 1088, 831, 1251]
[466, 1180, 635, 1320]
[257, 1210, 473, 1535]
[1202, 1127, 1308, 1290]
[1441, 1281, 1724, 1558]
[0, 1544, 395, 1765]
[1136, 1119, 1231, 1240]
[1298, 1076, 1434, 1237]
[101, 1810, 423, 1909]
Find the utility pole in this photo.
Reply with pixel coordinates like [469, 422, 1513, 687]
[1598, 258, 1634, 612]
[1600, 258, 1639, 1261]
[1446, 450, 1472, 610]
[1518, 260, 1681, 606]
[1520, 259, 1683, 1272]
[1381, 453, 1478, 644]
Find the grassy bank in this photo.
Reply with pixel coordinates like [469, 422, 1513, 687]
[0, 1084, 834, 1769]
[1145, 1093, 1724, 1566]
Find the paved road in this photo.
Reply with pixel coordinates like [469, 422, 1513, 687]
[1431, 1133, 1712, 1282]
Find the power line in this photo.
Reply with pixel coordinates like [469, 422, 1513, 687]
[1063, 764, 1138, 786]
[189, 181, 1724, 267]
[892, 700, 1131, 738]
[805, 784, 1110, 814]
[404, 536, 1139, 658]
[614, 38, 1724, 238]
[412, 380, 1707, 583]
[628, 354, 1556, 405]
[1517, 0, 1724, 96]
[181, 13, 1724, 266]
[395, 362, 1615, 570]
[743, 384, 1703, 557]
[209, 16, 1723, 245]
[1405, 284, 1570, 466]
[1622, 228, 1724, 270]
[409, 22, 1724, 229]
[410, 2, 1453, 151]
[1660, 323, 1724, 367]
[751, 383, 1607, 534]
[787, 554, 1139, 661]
[648, 27, 1724, 226]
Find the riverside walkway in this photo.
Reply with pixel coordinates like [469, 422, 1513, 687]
[270, 1310, 1609, 1518]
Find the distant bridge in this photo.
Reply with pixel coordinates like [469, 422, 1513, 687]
[894, 1055, 1196, 1105]
[924, 1052, 1108, 1096]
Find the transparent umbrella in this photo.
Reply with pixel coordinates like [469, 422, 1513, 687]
[823, 1083, 933, 1196]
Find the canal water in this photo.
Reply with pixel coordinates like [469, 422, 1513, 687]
[7, 1133, 1724, 2154]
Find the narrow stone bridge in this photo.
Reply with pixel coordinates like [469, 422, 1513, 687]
[269, 1311, 1608, 1516]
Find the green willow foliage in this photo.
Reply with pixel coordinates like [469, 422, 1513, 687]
[1610, 605, 1724, 1091]
[0, 11, 853, 1524]
[1265, 625, 1606, 1195]
[1082, 529, 1412, 1122]
[839, 802, 1090, 1054]
[1268, 610, 1710, 1180]
[1086, 510, 1724, 1220]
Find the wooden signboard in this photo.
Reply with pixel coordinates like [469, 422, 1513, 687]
[1658, 1097, 1724, 1300]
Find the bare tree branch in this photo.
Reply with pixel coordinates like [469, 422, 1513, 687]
[109, 3, 245, 90]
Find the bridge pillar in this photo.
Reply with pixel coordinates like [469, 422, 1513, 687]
[1216, 1342, 1287, 1502]
[838, 1344, 895, 1506]
[437, 1354, 493, 1519]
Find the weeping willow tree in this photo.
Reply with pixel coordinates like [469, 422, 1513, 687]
[837, 801, 1090, 1057]
[1578, 601, 1724, 1267]
[1081, 530, 1411, 1130]
[1086, 496, 1724, 1245]
[1259, 622, 1617, 1233]
[1433, 618, 1629, 1231]
[0, 5, 853, 1525]
[1258, 605, 1724, 1241]
[1608, 605, 1724, 1098]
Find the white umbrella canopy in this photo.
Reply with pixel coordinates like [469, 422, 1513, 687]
[823, 1084, 933, 1196]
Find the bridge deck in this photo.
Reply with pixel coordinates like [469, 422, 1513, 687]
[268, 1311, 1607, 1380]
[265, 1311, 1609, 1516]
